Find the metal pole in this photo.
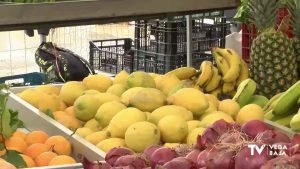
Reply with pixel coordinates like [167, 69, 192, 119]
[40, 34, 47, 43]
[186, 15, 192, 67]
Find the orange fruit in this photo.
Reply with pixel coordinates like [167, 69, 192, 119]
[56, 115, 83, 131]
[20, 154, 36, 167]
[53, 111, 67, 121]
[25, 131, 49, 145]
[25, 143, 50, 159]
[59, 101, 67, 111]
[5, 137, 28, 153]
[0, 158, 17, 169]
[35, 151, 58, 167]
[12, 130, 27, 140]
[65, 106, 75, 117]
[45, 136, 71, 155]
[49, 155, 76, 166]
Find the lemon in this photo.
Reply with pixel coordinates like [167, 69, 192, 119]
[127, 71, 156, 88]
[236, 104, 264, 124]
[114, 71, 129, 85]
[84, 119, 102, 131]
[75, 127, 94, 138]
[145, 112, 151, 121]
[167, 88, 209, 116]
[59, 81, 86, 106]
[96, 138, 126, 153]
[36, 84, 60, 95]
[108, 108, 146, 138]
[148, 105, 193, 125]
[74, 94, 101, 121]
[148, 73, 161, 79]
[55, 114, 82, 131]
[106, 84, 127, 97]
[187, 120, 202, 132]
[83, 74, 112, 92]
[125, 122, 160, 153]
[200, 111, 234, 127]
[186, 127, 206, 145]
[120, 87, 144, 105]
[204, 101, 217, 114]
[164, 143, 180, 148]
[82, 90, 100, 95]
[85, 131, 111, 145]
[218, 99, 240, 118]
[128, 88, 166, 112]
[18, 89, 44, 108]
[204, 94, 220, 108]
[94, 93, 120, 106]
[158, 115, 188, 143]
[38, 94, 63, 113]
[95, 101, 127, 128]
[155, 74, 181, 95]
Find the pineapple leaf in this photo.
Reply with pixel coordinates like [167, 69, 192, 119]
[249, 0, 279, 32]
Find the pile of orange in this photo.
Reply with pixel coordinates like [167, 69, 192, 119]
[3, 130, 76, 167]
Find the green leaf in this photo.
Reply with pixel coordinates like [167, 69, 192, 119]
[234, 0, 251, 23]
[0, 143, 5, 151]
[9, 109, 24, 130]
[1, 108, 13, 139]
[2, 150, 26, 168]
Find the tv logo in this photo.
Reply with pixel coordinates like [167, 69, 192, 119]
[247, 144, 287, 156]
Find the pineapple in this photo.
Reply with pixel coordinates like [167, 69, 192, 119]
[288, 0, 300, 79]
[249, 0, 298, 98]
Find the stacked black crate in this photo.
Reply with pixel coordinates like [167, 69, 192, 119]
[134, 11, 229, 74]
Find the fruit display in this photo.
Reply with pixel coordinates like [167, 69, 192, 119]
[13, 60, 260, 156]
[0, 85, 78, 168]
[3, 130, 76, 168]
[82, 119, 300, 169]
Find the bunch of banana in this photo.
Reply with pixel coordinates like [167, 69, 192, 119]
[212, 47, 250, 95]
[263, 80, 300, 130]
[194, 61, 223, 97]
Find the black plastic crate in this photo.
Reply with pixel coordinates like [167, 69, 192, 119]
[89, 38, 134, 74]
[135, 17, 228, 54]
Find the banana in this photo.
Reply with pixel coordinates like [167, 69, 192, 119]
[209, 87, 222, 99]
[197, 61, 214, 86]
[213, 52, 230, 76]
[166, 67, 197, 80]
[273, 80, 300, 115]
[196, 61, 214, 87]
[290, 108, 300, 132]
[213, 48, 241, 83]
[247, 95, 269, 108]
[274, 113, 295, 127]
[264, 109, 275, 120]
[204, 66, 222, 92]
[298, 97, 300, 106]
[232, 78, 256, 107]
[222, 82, 235, 94]
[236, 58, 250, 86]
[262, 92, 284, 112]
